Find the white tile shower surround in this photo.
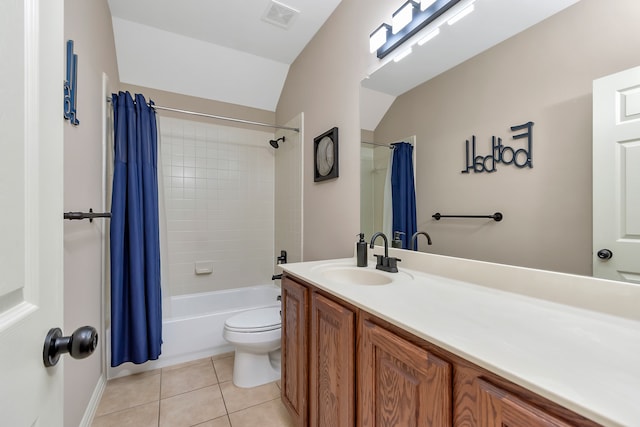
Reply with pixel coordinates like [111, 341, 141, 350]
[92, 354, 294, 427]
[159, 117, 276, 296]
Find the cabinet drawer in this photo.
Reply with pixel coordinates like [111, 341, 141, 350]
[478, 378, 573, 427]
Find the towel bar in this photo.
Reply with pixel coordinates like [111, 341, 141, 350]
[432, 212, 503, 222]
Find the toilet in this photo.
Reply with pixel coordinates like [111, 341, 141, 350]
[222, 306, 282, 388]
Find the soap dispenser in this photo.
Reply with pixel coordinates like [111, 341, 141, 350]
[392, 231, 405, 249]
[356, 233, 368, 267]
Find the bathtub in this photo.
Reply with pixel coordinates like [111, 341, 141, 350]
[108, 284, 281, 379]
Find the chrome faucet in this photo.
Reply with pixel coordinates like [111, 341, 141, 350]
[369, 232, 401, 273]
[411, 231, 432, 251]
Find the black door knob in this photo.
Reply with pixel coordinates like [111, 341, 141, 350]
[597, 249, 613, 260]
[43, 325, 98, 367]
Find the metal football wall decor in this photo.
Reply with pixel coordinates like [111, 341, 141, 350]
[462, 121, 534, 173]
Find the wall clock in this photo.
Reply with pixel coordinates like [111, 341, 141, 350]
[313, 127, 339, 182]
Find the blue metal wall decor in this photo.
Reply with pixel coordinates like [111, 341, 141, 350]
[63, 40, 79, 125]
[461, 121, 534, 173]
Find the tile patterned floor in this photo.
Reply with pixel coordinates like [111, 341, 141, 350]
[92, 354, 294, 427]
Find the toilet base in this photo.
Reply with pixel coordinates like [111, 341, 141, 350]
[232, 348, 281, 388]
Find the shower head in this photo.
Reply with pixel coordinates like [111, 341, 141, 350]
[269, 136, 285, 149]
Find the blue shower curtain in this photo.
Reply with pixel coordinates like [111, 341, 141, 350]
[391, 142, 417, 249]
[110, 91, 162, 366]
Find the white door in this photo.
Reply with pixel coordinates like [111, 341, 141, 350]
[0, 0, 65, 425]
[593, 66, 640, 283]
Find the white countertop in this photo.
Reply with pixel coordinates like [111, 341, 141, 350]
[280, 249, 640, 427]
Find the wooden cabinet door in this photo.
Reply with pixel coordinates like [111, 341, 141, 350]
[477, 378, 573, 427]
[310, 293, 355, 427]
[282, 277, 310, 426]
[359, 319, 452, 427]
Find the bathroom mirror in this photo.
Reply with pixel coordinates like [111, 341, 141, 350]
[360, 0, 640, 280]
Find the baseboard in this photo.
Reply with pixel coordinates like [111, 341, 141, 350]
[78, 373, 106, 427]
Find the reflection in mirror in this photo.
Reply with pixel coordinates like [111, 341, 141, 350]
[360, 0, 640, 282]
[360, 141, 390, 239]
[360, 137, 416, 246]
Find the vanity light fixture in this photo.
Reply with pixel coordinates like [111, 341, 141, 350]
[417, 27, 440, 45]
[369, 23, 391, 53]
[392, 1, 419, 34]
[420, 0, 437, 11]
[447, 1, 475, 26]
[370, 0, 462, 60]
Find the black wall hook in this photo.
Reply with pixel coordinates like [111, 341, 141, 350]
[63, 208, 111, 222]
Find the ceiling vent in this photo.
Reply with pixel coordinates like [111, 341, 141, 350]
[262, 0, 299, 29]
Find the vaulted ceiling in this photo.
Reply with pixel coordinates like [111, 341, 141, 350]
[107, 0, 343, 111]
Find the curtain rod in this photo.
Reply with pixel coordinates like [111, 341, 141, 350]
[153, 105, 300, 132]
[107, 97, 300, 132]
[362, 141, 393, 149]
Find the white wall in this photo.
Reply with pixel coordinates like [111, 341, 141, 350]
[112, 17, 288, 111]
[159, 117, 276, 296]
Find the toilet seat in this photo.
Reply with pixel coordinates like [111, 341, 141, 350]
[224, 307, 281, 333]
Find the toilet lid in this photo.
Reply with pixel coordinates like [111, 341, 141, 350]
[225, 307, 281, 332]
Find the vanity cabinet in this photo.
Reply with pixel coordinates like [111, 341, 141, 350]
[281, 274, 601, 427]
[282, 275, 356, 427]
[359, 318, 452, 426]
